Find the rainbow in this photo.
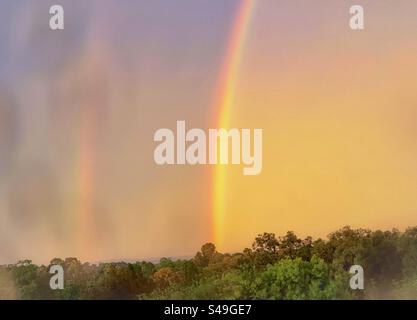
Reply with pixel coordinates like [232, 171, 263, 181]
[212, 0, 257, 248]
[74, 48, 107, 259]
[77, 104, 97, 259]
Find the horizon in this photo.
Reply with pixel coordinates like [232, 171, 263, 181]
[2, 224, 415, 266]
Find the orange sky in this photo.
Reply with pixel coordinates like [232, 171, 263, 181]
[217, 1, 417, 252]
[0, 1, 417, 264]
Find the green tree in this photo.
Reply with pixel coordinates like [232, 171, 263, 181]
[254, 257, 350, 300]
[251, 233, 280, 268]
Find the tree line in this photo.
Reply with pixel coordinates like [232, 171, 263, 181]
[1, 226, 417, 299]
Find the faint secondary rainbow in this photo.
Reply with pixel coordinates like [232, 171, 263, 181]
[74, 42, 108, 260]
[212, 0, 257, 248]
[76, 104, 97, 260]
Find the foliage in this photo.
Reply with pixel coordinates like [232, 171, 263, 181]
[2, 226, 417, 300]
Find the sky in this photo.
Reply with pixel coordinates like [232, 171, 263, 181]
[0, 0, 417, 264]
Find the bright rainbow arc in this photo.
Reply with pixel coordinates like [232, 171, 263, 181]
[212, 0, 257, 248]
